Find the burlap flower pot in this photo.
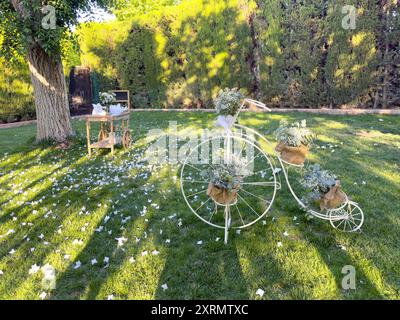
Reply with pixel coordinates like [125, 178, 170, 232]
[207, 183, 238, 205]
[319, 180, 347, 210]
[275, 141, 309, 165]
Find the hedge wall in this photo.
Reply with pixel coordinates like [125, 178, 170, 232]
[0, 57, 35, 123]
[79, 0, 254, 108]
[78, 0, 399, 109]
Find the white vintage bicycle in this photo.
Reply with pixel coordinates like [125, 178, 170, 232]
[180, 99, 364, 243]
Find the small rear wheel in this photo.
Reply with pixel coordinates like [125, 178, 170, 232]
[329, 201, 364, 232]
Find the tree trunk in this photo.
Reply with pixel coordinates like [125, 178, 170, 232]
[382, 36, 390, 109]
[248, 12, 262, 100]
[27, 44, 74, 142]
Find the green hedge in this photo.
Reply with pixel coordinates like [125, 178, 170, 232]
[0, 57, 35, 123]
[78, 0, 399, 109]
[79, 0, 253, 108]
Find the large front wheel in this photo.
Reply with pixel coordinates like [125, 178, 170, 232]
[180, 135, 278, 230]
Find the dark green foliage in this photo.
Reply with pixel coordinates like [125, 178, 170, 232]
[77, 0, 399, 109]
[79, 0, 253, 108]
[0, 57, 35, 123]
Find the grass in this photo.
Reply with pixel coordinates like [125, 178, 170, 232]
[0, 111, 399, 300]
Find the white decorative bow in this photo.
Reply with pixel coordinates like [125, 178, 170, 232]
[216, 115, 235, 131]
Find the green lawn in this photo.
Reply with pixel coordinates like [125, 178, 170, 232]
[0, 111, 399, 300]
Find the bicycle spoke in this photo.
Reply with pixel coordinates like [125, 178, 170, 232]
[335, 218, 346, 229]
[237, 193, 260, 217]
[243, 151, 262, 169]
[194, 197, 212, 213]
[239, 188, 271, 204]
[185, 162, 205, 173]
[208, 204, 218, 222]
[182, 179, 208, 184]
[241, 181, 276, 187]
[186, 187, 208, 198]
[249, 167, 273, 177]
[235, 204, 245, 226]
[233, 139, 252, 160]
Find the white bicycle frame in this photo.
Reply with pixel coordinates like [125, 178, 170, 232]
[181, 98, 364, 243]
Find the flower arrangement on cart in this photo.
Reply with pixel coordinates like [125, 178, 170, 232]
[180, 88, 364, 243]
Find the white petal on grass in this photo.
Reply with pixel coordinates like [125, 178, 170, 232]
[73, 261, 82, 269]
[115, 237, 128, 247]
[72, 239, 83, 245]
[277, 242, 283, 247]
[39, 292, 47, 300]
[161, 283, 168, 291]
[152, 250, 160, 255]
[29, 264, 41, 274]
[91, 259, 98, 265]
[256, 289, 265, 297]
[197, 241, 203, 245]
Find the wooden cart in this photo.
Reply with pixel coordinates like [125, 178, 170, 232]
[86, 112, 132, 156]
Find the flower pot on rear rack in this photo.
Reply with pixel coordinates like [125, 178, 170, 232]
[207, 183, 238, 205]
[275, 141, 309, 165]
[319, 181, 347, 210]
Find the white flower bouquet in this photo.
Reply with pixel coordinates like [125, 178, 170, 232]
[99, 92, 116, 111]
[214, 88, 244, 116]
[274, 119, 314, 147]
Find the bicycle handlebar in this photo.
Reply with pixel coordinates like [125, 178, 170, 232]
[243, 98, 271, 112]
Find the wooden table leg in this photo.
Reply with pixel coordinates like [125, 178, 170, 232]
[110, 120, 114, 156]
[86, 119, 91, 156]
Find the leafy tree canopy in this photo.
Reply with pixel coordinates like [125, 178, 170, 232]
[0, 0, 111, 60]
